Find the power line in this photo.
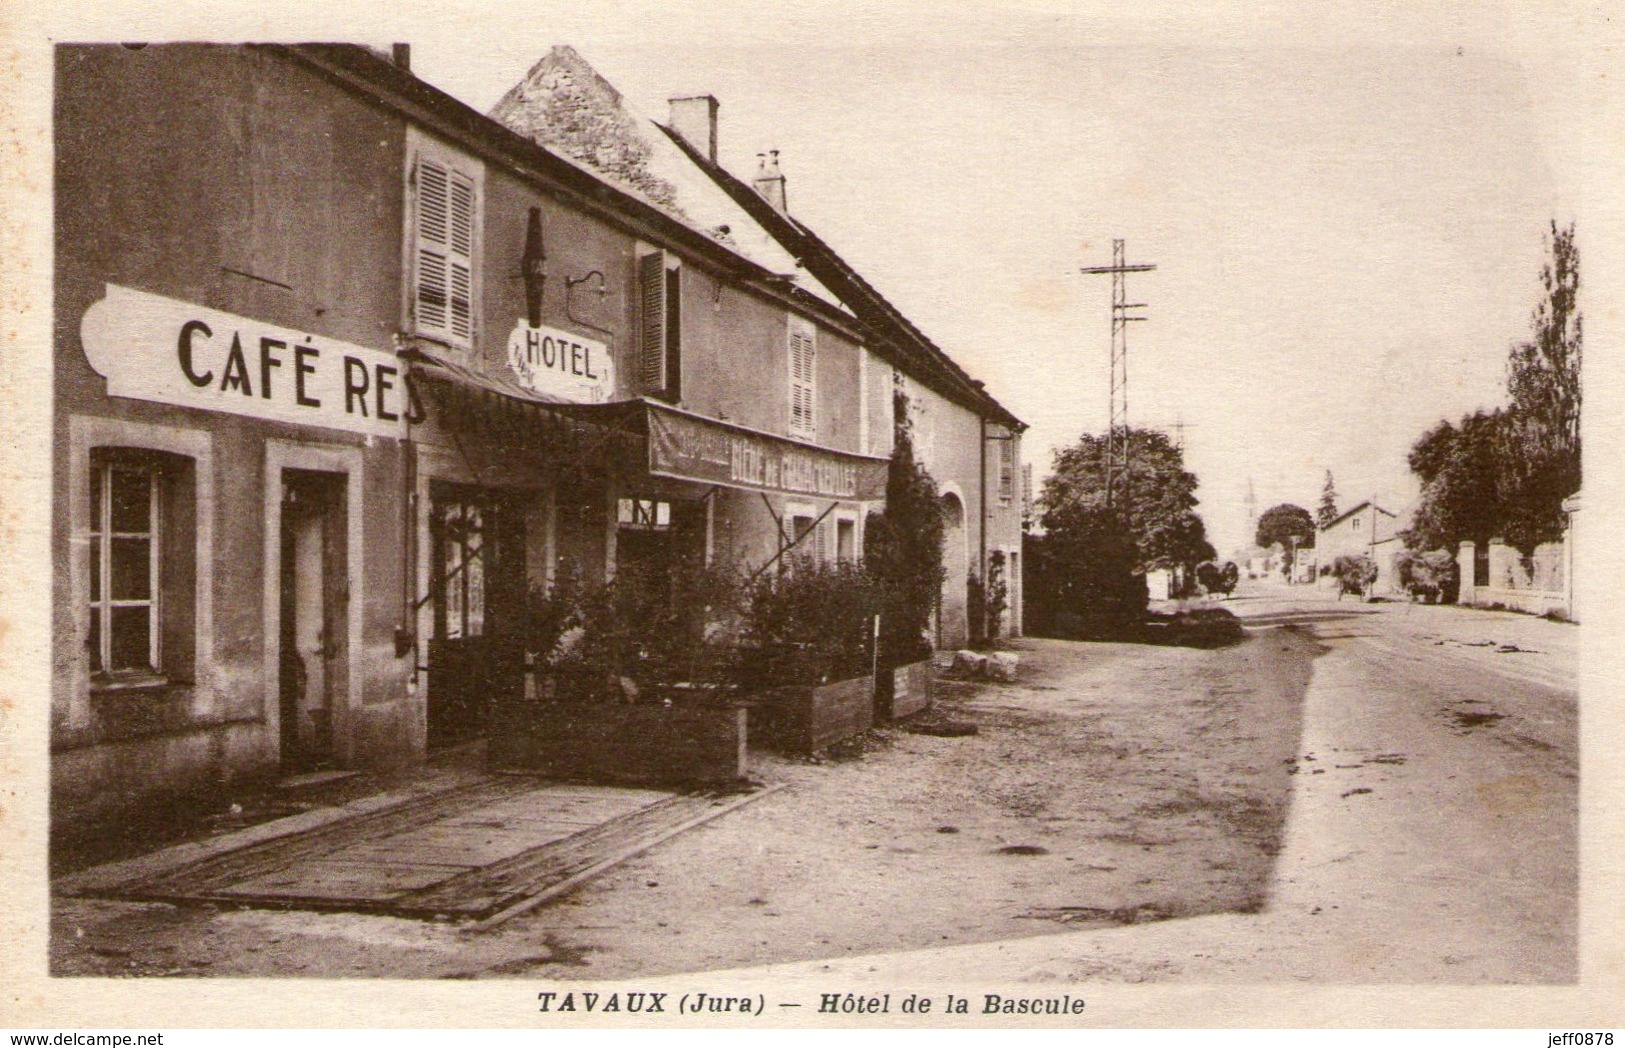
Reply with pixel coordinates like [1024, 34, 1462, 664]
[1080, 239, 1156, 506]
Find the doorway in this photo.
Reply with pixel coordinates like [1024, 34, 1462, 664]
[278, 469, 348, 773]
[426, 484, 525, 749]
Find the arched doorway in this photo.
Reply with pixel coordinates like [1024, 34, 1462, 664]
[938, 490, 969, 648]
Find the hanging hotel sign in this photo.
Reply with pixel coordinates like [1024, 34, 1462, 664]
[646, 401, 888, 501]
[505, 321, 614, 403]
[80, 284, 421, 439]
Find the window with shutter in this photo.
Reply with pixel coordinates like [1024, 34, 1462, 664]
[638, 252, 668, 394]
[408, 134, 481, 348]
[788, 319, 817, 440]
[998, 435, 1016, 501]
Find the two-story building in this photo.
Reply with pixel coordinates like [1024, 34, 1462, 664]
[52, 42, 1023, 832]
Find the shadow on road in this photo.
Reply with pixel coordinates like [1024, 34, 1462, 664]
[1234, 609, 1380, 629]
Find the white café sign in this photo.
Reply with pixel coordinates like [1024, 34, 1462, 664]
[81, 284, 418, 439]
[505, 321, 614, 403]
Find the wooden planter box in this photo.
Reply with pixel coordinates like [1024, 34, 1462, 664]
[875, 659, 934, 721]
[751, 675, 875, 753]
[488, 699, 748, 785]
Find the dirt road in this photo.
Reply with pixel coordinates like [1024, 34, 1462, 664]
[53, 615, 1320, 979]
[736, 583, 1581, 984]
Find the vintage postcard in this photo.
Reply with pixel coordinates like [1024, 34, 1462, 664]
[2, 0, 1622, 1032]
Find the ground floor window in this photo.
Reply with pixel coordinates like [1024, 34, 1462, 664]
[87, 448, 196, 683]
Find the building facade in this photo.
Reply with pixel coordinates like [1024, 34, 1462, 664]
[53, 43, 1023, 830]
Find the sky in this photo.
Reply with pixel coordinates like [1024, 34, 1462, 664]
[22, 1, 1600, 553]
[396, 3, 1581, 553]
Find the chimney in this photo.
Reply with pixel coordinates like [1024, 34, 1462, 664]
[391, 43, 411, 71]
[753, 150, 787, 214]
[667, 95, 719, 163]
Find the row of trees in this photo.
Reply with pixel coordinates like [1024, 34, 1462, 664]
[1404, 222, 1581, 555]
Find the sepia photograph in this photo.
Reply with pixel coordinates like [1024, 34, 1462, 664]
[3, 0, 1623, 1031]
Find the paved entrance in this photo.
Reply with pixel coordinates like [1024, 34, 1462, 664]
[58, 776, 774, 924]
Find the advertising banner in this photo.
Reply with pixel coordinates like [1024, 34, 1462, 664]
[646, 401, 887, 501]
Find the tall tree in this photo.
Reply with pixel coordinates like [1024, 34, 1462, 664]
[1256, 503, 1315, 573]
[1317, 471, 1340, 529]
[1403, 222, 1581, 555]
[1041, 426, 1215, 572]
[864, 390, 945, 667]
[1501, 221, 1582, 552]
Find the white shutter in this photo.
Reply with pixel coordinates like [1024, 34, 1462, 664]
[448, 170, 475, 341]
[413, 155, 477, 345]
[788, 320, 817, 439]
[639, 252, 668, 392]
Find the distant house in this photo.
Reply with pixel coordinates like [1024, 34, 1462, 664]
[1316, 500, 1398, 588]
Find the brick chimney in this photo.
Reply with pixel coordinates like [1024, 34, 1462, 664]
[391, 43, 411, 71]
[667, 95, 719, 163]
[753, 150, 787, 214]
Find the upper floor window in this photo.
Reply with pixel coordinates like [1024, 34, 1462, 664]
[87, 449, 196, 684]
[997, 433, 1016, 502]
[1352, 517, 1362, 531]
[408, 131, 482, 348]
[638, 251, 682, 401]
[788, 317, 817, 440]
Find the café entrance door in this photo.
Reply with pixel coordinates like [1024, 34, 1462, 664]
[426, 484, 525, 749]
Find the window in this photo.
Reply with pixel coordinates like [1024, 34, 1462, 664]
[788, 317, 817, 440]
[997, 433, 1016, 501]
[409, 134, 481, 348]
[89, 459, 159, 674]
[836, 517, 856, 563]
[436, 498, 486, 640]
[618, 497, 672, 531]
[639, 252, 681, 400]
[1352, 517, 1362, 531]
[86, 450, 196, 683]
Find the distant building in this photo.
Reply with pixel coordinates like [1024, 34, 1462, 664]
[1315, 499, 1398, 586]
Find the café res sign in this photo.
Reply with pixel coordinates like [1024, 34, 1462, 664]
[80, 284, 420, 439]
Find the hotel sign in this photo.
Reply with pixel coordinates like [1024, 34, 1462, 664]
[80, 284, 420, 439]
[647, 402, 887, 501]
[506, 321, 614, 403]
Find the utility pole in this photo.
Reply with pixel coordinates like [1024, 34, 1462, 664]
[1080, 240, 1156, 507]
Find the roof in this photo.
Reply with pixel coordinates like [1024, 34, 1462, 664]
[281, 44, 1022, 430]
[275, 44, 866, 343]
[656, 122, 1025, 432]
[1319, 500, 1397, 531]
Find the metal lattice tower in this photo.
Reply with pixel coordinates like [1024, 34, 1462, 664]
[1080, 239, 1156, 505]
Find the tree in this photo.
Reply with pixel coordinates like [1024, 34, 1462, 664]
[1401, 410, 1505, 552]
[1403, 223, 1582, 556]
[1317, 471, 1339, 529]
[864, 390, 946, 668]
[1255, 503, 1315, 573]
[1501, 221, 1582, 553]
[1042, 426, 1215, 573]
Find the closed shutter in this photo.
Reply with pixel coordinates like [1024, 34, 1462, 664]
[788, 320, 817, 439]
[413, 157, 476, 344]
[998, 435, 1015, 500]
[639, 252, 668, 392]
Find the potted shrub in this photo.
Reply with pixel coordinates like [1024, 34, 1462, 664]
[489, 557, 751, 784]
[741, 557, 881, 753]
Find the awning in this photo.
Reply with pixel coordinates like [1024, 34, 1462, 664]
[404, 347, 888, 501]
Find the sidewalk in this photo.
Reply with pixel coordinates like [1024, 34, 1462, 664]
[57, 763, 777, 926]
